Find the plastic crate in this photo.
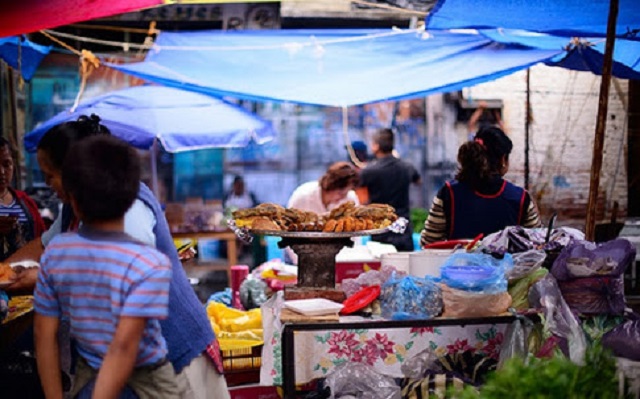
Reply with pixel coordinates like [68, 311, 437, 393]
[222, 345, 263, 386]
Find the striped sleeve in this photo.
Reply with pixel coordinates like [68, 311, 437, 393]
[420, 191, 449, 247]
[121, 252, 171, 319]
[522, 192, 542, 228]
[34, 261, 60, 317]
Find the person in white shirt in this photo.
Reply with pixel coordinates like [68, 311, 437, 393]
[286, 162, 360, 264]
[288, 161, 360, 215]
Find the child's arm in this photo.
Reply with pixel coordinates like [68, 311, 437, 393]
[92, 316, 146, 399]
[34, 313, 62, 399]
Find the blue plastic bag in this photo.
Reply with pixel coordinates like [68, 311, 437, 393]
[440, 253, 512, 294]
[380, 274, 442, 320]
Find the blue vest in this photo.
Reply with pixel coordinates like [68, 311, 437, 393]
[446, 180, 526, 240]
[136, 183, 215, 372]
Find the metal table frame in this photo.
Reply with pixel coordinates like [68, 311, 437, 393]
[281, 314, 537, 398]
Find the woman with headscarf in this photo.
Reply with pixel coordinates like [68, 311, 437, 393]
[420, 126, 541, 246]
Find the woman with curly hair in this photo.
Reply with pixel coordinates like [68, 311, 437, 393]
[420, 126, 541, 246]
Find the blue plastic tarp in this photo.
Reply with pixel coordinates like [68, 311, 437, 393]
[480, 29, 640, 80]
[426, 0, 640, 39]
[0, 36, 50, 81]
[107, 29, 562, 107]
[24, 85, 275, 153]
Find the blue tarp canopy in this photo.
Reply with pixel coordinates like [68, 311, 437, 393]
[427, 0, 640, 39]
[0, 36, 50, 81]
[107, 29, 562, 107]
[480, 29, 640, 80]
[24, 85, 275, 153]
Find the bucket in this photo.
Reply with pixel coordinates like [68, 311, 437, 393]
[409, 249, 453, 278]
[380, 252, 411, 274]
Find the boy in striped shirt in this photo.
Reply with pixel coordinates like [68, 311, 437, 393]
[34, 135, 178, 399]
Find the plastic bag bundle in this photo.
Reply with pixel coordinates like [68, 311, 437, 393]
[324, 362, 401, 399]
[342, 265, 405, 298]
[551, 239, 635, 281]
[528, 275, 587, 364]
[557, 276, 625, 315]
[602, 316, 640, 361]
[440, 253, 513, 294]
[440, 284, 512, 318]
[508, 250, 546, 280]
[380, 275, 442, 320]
[239, 277, 268, 310]
[508, 268, 548, 310]
[401, 348, 443, 379]
[497, 320, 528, 369]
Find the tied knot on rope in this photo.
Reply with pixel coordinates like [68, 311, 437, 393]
[71, 50, 100, 112]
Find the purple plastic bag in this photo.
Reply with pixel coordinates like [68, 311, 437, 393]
[602, 318, 640, 361]
[551, 239, 636, 281]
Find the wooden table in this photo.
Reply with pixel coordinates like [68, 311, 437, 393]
[172, 230, 239, 267]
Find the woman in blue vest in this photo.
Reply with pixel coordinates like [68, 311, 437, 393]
[420, 126, 541, 246]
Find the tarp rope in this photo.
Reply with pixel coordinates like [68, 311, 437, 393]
[39, 30, 100, 112]
[342, 106, 366, 169]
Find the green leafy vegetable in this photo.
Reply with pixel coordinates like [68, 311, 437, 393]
[451, 344, 626, 399]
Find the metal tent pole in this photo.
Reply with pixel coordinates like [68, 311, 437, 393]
[585, 0, 619, 241]
[525, 69, 531, 191]
[150, 138, 160, 199]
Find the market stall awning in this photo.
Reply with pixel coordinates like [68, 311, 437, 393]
[479, 29, 640, 80]
[0, 36, 51, 80]
[0, 0, 163, 38]
[24, 85, 275, 153]
[107, 29, 562, 107]
[426, 0, 640, 39]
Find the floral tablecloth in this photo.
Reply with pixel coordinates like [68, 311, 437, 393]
[260, 293, 507, 386]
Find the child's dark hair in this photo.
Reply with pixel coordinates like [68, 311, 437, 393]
[455, 126, 513, 189]
[62, 135, 140, 223]
[38, 114, 111, 171]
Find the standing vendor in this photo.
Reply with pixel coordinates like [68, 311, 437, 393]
[360, 128, 421, 251]
[420, 126, 541, 246]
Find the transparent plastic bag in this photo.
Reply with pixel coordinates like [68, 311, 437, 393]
[325, 362, 401, 399]
[508, 250, 546, 280]
[528, 275, 587, 364]
[497, 319, 528, 369]
[440, 252, 513, 294]
[380, 275, 442, 320]
[401, 348, 443, 379]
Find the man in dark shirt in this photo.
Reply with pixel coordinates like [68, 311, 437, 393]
[360, 128, 421, 251]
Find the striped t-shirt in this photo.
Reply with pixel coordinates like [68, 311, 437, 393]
[34, 226, 172, 370]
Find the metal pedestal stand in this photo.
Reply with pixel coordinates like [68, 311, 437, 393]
[278, 236, 354, 302]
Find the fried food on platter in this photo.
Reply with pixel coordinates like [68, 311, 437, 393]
[250, 217, 281, 231]
[0, 263, 15, 282]
[233, 202, 398, 233]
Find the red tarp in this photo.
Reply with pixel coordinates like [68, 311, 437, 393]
[0, 1, 163, 38]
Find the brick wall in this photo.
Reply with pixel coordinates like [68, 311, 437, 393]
[459, 65, 629, 226]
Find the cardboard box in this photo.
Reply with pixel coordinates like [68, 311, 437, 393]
[228, 384, 281, 399]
